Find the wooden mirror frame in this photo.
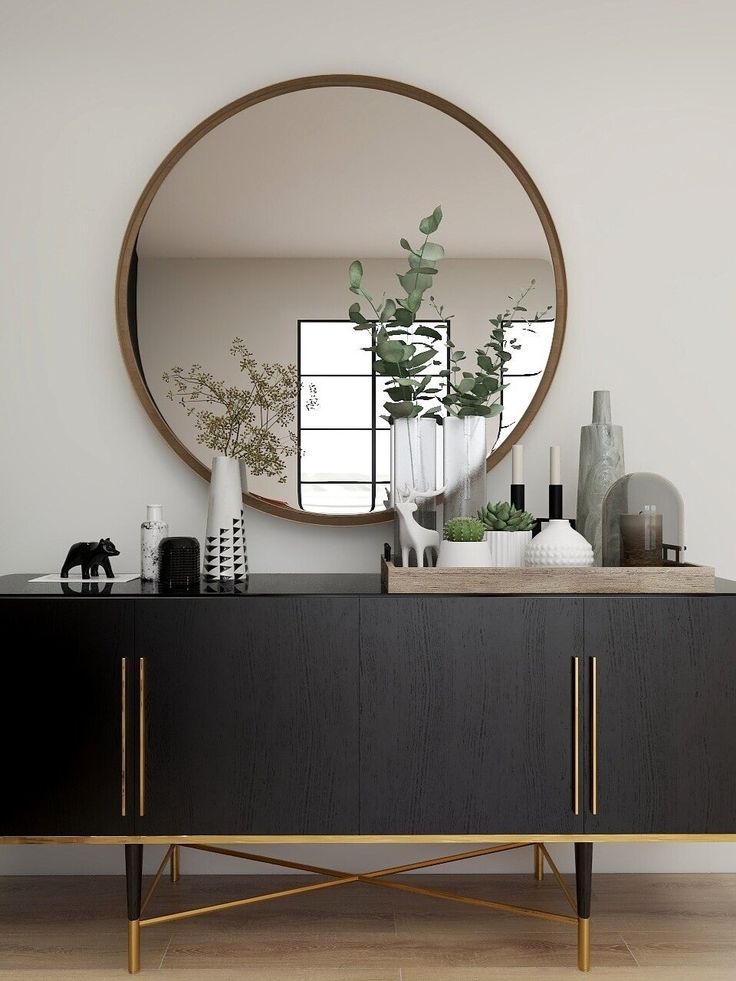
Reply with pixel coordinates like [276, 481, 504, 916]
[116, 74, 567, 526]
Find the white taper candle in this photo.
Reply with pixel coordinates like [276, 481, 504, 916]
[512, 444, 523, 484]
[550, 445, 561, 484]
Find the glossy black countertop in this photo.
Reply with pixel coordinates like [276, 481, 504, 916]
[2, 573, 736, 597]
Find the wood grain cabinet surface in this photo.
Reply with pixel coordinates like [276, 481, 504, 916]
[584, 597, 736, 834]
[359, 597, 584, 835]
[135, 598, 360, 835]
[0, 599, 134, 836]
[3, 582, 736, 840]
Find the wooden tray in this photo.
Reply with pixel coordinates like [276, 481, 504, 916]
[381, 557, 715, 594]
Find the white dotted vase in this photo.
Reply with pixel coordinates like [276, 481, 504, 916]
[525, 519, 594, 567]
[204, 456, 247, 582]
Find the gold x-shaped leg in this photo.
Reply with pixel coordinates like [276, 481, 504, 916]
[128, 842, 588, 974]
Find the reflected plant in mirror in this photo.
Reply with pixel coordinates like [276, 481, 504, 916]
[438, 280, 552, 420]
[164, 337, 317, 483]
[348, 206, 447, 422]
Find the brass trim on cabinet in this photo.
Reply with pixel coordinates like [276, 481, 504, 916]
[573, 656, 580, 815]
[121, 659, 127, 818]
[7, 833, 736, 844]
[7, 832, 736, 845]
[591, 656, 598, 815]
[139, 658, 146, 818]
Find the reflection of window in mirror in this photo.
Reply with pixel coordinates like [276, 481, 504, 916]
[496, 314, 556, 447]
[298, 320, 450, 515]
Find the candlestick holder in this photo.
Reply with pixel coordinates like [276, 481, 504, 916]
[549, 484, 563, 520]
[510, 484, 525, 510]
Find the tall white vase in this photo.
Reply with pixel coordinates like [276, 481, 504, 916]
[443, 416, 487, 520]
[204, 456, 247, 582]
[390, 417, 438, 564]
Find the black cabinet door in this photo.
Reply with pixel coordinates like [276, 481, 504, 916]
[360, 597, 584, 834]
[0, 599, 133, 836]
[135, 598, 359, 834]
[584, 597, 736, 833]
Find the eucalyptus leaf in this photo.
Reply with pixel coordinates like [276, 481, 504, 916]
[414, 325, 442, 341]
[421, 242, 445, 262]
[377, 339, 415, 364]
[419, 205, 443, 235]
[385, 400, 418, 419]
[349, 260, 363, 288]
[407, 349, 436, 370]
[381, 298, 396, 321]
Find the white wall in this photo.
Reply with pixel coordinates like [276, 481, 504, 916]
[1, 0, 734, 875]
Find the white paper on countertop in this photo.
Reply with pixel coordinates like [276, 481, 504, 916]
[29, 574, 140, 583]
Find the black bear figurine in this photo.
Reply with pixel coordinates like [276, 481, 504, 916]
[61, 538, 120, 579]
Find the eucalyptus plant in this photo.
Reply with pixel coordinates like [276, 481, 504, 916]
[433, 280, 552, 419]
[163, 338, 317, 483]
[348, 206, 447, 422]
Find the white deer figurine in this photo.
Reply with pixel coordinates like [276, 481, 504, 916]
[395, 484, 445, 567]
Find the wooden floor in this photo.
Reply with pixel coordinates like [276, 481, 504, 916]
[2, 873, 736, 979]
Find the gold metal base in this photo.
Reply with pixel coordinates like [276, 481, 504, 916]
[534, 842, 544, 881]
[127, 920, 140, 974]
[578, 916, 591, 971]
[127, 841, 589, 973]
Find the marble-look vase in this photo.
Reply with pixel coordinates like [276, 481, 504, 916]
[140, 505, 168, 582]
[204, 456, 247, 582]
[576, 391, 625, 565]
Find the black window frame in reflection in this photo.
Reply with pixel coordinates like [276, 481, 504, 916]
[297, 319, 450, 514]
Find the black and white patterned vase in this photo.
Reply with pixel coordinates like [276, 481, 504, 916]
[204, 456, 248, 582]
[140, 505, 168, 581]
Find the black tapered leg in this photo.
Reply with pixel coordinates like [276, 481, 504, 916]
[125, 845, 143, 973]
[575, 843, 593, 972]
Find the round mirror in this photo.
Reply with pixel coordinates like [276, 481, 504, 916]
[117, 76, 565, 525]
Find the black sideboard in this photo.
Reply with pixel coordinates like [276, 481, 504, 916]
[3, 573, 736, 973]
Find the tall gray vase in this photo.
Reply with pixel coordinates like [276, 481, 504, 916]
[576, 391, 624, 565]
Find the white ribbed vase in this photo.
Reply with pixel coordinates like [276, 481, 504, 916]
[204, 456, 247, 582]
[525, 519, 594, 568]
[486, 530, 532, 568]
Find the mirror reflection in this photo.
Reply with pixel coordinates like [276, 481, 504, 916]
[134, 85, 558, 518]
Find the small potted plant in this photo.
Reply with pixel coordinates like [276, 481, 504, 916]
[437, 517, 493, 568]
[478, 501, 535, 567]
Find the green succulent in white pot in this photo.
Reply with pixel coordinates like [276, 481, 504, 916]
[437, 517, 493, 569]
[478, 501, 535, 568]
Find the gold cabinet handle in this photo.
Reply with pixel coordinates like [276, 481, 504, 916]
[121, 659, 127, 817]
[590, 656, 598, 815]
[139, 658, 146, 817]
[573, 656, 580, 815]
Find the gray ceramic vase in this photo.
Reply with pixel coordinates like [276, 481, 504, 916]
[576, 391, 625, 565]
